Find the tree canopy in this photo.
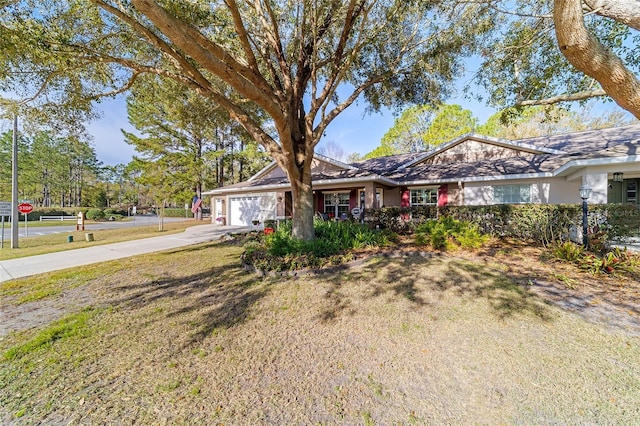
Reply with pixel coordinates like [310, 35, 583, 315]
[123, 74, 269, 208]
[362, 103, 636, 159]
[472, 0, 640, 118]
[3, 1, 639, 239]
[0, 0, 496, 239]
[0, 130, 101, 207]
[364, 104, 477, 158]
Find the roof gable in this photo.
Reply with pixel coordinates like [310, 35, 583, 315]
[399, 134, 566, 169]
[248, 153, 357, 182]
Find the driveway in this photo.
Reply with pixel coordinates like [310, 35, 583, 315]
[0, 224, 250, 282]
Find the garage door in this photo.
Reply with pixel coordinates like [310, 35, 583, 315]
[228, 194, 276, 226]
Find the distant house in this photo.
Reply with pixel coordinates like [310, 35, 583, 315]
[203, 124, 640, 226]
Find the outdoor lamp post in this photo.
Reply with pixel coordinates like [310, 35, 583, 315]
[579, 185, 592, 249]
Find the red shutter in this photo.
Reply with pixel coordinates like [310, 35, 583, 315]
[438, 184, 448, 207]
[401, 188, 410, 207]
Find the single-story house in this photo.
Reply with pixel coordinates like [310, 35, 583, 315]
[203, 124, 640, 226]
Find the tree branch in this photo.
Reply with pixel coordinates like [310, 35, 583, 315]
[129, 0, 282, 121]
[584, 0, 640, 31]
[224, 0, 260, 72]
[554, 0, 640, 118]
[514, 88, 607, 106]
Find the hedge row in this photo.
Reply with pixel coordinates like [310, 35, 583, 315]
[15, 208, 129, 222]
[14, 206, 208, 221]
[363, 204, 640, 246]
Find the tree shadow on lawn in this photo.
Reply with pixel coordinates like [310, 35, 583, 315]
[440, 260, 553, 321]
[105, 261, 267, 347]
[317, 255, 432, 322]
[317, 253, 554, 323]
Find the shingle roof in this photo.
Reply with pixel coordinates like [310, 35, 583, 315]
[391, 154, 564, 182]
[360, 124, 640, 181]
[349, 152, 421, 175]
[511, 123, 640, 155]
[208, 124, 640, 193]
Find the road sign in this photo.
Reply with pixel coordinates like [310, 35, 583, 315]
[18, 203, 33, 214]
[0, 201, 11, 216]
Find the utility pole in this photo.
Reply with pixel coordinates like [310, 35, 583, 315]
[11, 113, 19, 248]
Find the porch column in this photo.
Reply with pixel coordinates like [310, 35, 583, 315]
[363, 182, 376, 209]
[275, 191, 286, 217]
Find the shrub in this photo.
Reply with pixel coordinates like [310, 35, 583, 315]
[415, 217, 488, 251]
[365, 204, 640, 247]
[578, 253, 625, 275]
[162, 207, 191, 217]
[85, 208, 105, 220]
[552, 241, 585, 263]
[241, 220, 393, 272]
[551, 243, 638, 276]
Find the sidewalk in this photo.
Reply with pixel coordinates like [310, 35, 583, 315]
[0, 224, 250, 283]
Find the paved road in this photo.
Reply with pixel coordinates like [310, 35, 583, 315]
[0, 215, 190, 238]
[0, 224, 250, 282]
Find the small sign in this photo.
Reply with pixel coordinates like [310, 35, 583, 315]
[76, 211, 85, 231]
[0, 201, 11, 216]
[18, 203, 33, 214]
[132, 206, 137, 215]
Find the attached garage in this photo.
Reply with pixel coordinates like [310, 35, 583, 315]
[228, 193, 277, 226]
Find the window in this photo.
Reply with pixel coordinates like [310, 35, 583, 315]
[627, 181, 637, 204]
[410, 188, 438, 206]
[493, 184, 531, 204]
[324, 192, 350, 218]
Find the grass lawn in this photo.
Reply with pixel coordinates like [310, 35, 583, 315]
[1, 240, 639, 424]
[0, 220, 199, 261]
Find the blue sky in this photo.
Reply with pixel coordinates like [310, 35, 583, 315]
[88, 90, 498, 166]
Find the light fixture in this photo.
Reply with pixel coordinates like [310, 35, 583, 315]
[579, 185, 591, 248]
[613, 172, 624, 182]
[579, 185, 592, 201]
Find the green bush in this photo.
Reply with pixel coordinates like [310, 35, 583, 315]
[551, 241, 585, 263]
[85, 208, 105, 221]
[162, 207, 191, 217]
[415, 217, 488, 251]
[22, 208, 77, 222]
[551, 243, 638, 275]
[365, 204, 640, 247]
[241, 220, 393, 272]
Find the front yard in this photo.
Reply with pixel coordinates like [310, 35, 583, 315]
[1, 239, 639, 424]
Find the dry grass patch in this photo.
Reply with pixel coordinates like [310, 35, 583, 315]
[1, 241, 640, 424]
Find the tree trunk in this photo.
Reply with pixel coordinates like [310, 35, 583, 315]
[289, 174, 315, 241]
[554, 0, 640, 119]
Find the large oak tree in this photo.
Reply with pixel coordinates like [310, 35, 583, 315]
[1, 0, 494, 240]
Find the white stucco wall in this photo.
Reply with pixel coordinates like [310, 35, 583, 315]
[463, 176, 605, 205]
[463, 183, 495, 205]
[582, 171, 608, 204]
